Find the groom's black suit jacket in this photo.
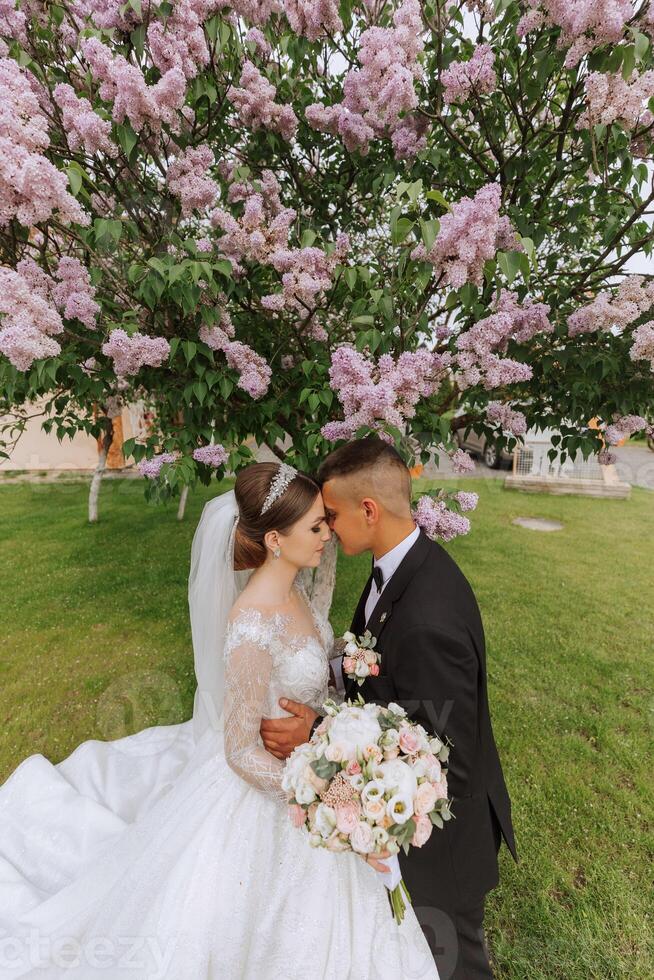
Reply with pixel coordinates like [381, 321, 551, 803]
[344, 529, 517, 913]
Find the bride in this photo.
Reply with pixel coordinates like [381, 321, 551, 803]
[0, 461, 438, 979]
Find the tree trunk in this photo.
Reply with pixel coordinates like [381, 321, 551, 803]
[177, 484, 189, 521]
[89, 420, 113, 523]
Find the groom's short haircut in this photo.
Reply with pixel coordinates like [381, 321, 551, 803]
[317, 437, 412, 517]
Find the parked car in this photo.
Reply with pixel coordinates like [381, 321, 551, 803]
[453, 425, 514, 469]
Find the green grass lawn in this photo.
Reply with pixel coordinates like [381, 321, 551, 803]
[1, 476, 653, 978]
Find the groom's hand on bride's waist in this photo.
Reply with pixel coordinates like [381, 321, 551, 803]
[260, 699, 318, 759]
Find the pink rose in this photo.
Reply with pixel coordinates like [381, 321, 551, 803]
[288, 803, 306, 829]
[369, 663, 380, 676]
[336, 802, 361, 835]
[350, 820, 375, 854]
[424, 754, 442, 782]
[343, 656, 356, 674]
[414, 781, 438, 816]
[346, 760, 361, 776]
[398, 727, 421, 755]
[363, 649, 377, 666]
[363, 744, 382, 763]
[411, 814, 433, 848]
[433, 777, 448, 800]
[362, 798, 386, 823]
[315, 717, 331, 736]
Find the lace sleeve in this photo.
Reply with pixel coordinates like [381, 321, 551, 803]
[223, 612, 287, 802]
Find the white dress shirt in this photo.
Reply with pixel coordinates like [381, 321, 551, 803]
[330, 524, 420, 694]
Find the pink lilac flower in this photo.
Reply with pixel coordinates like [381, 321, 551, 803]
[167, 144, 218, 216]
[284, 0, 342, 41]
[568, 276, 654, 336]
[229, 0, 282, 24]
[138, 451, 180, 478]
[199, 322, 271, 399]
[192, 443, 229, 466]
[441, 44, 496, 105]
[413, 494, 471, 542]
[448, 447, 476, 474]
[486, 400, 527, 437]
[265, 235, 350, 312]
[391, 113, 430, 159]
[244, 28, 272, 58]
[516, 0, 633, 68]
[227, 61, 298, 140]
[455, 289, 551, 391]
[629, 320, 654, 371]
[321, 345, 452, 441]
[0, 265, 64, 370]
[306, 0, 427, 159]
[598, 449, 617, 465]
[148, 0, 219, 79]
[81, 37, 187, 134]
[604, 414, 651, 444]
[102, 328, 170, 376]
[52, 256, 100, 328]
[411, 183, 521, 288]
[0, 58, 88, 228]
[577, 70, 654, 132]
[0, 0, 27, 43]
[453, 490, 478, 511]
[53, 83, 117, 157]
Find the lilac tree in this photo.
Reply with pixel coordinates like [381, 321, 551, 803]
[1, 0, 653, 546]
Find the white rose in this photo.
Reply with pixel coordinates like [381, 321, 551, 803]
[295, 782, 317, 806]
[386, 792, 414, 825]
[354, 660, 370, 678]
[429, 736, 444, 754]
[327, 707, 382, 762]
[412, 757, 429, 779]
[350, 821, 375, 854]
[314, 803, 337, 839]
[324, 743, 344, 763]
[378, 758, 418, 799]
[344, 641, 359, 656]
[363, 649, 377, 666]
[281, 743, 315, 794]
[380, 728, 400, 750]
[342, 631, 356, 643]
[387, 702, 407, 718]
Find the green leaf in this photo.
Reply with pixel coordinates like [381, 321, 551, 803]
[426, 189, 451, 211]
[633, 30, 650, 61]
[622, 45, 636, 81]
[420, 218, 440, 251]
[66, 166, 83, 197]
[116, 122, 138, 159]
[345, 267, 358, 291]
[183, 340, 197, 365]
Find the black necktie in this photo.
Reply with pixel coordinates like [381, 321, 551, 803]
[372, 565, 384, 591]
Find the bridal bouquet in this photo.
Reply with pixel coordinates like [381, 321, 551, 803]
[339, 629, 381, 686]
[282, 695, 452, 924]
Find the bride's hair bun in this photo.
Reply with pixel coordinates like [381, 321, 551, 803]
[233, 462, 320, 571]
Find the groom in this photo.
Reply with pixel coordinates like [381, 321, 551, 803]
[260, 436, 517, 979]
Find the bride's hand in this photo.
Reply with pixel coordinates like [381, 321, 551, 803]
[260, 699, 318, 759]
[364, 849, 391, 874]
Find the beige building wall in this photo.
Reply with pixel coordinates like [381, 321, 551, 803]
[0, 398, 143, 472]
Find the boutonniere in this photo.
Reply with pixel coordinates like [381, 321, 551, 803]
[339, 629, 381, 685]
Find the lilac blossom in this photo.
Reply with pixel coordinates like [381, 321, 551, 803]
[102, 329, 170, 376]
[192, 443, 229, 467]
[413, 495, 471, 542]
[441, 44, 497, 105]
[227, 61, 298, 140]
[138, 451, 180, 479]
[167, 144, 218, 216]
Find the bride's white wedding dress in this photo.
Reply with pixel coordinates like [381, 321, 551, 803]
[0, 492, 438, 979]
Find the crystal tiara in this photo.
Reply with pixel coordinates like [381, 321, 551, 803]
[260, 463, 299, 515]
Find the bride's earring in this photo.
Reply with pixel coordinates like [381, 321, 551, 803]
[273, 546, 281, 560]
